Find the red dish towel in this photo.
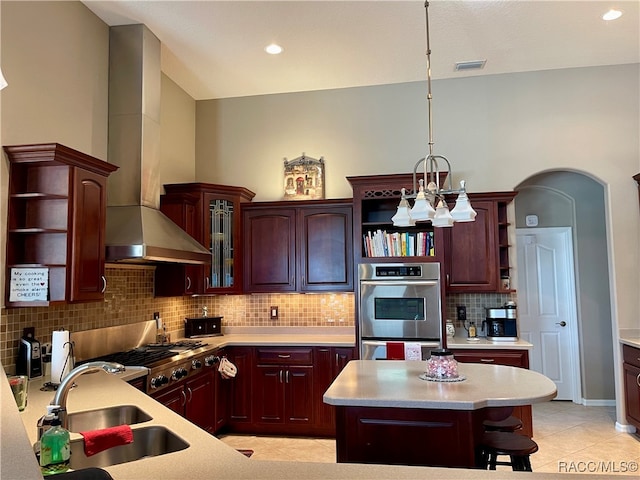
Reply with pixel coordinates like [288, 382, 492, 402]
[80, 425, 134, 457]
[386, 342, 405, 360]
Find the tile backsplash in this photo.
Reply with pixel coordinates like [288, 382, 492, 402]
[1, 265, 354, 374]
[1, 264, 514, 373]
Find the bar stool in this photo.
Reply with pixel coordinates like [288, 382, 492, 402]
[483, 415, 523, 432]
[477, 431, 538, 471]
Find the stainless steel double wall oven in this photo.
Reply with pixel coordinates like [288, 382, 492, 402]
[358, 263, 443, 360]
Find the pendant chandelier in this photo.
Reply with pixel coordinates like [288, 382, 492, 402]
[391, 1, 476, 228]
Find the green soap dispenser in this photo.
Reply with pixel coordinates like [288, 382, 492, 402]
[39, 407, 70, 475]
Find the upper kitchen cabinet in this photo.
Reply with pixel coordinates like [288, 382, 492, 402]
[347, 174, 445, 265]
[156, 183, 255, 296]
[242, 199, 353, 293]
[4, 143, 118, 306]
[443, 192, 517, 293]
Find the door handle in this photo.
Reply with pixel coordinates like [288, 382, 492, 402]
[285, 370, 290, 383]
[101, 275, 107, 293]
[480, 358, 495, 363]
[181, 390, 187, 407]
[185, 276, 191, 290]
[187, 387, 193, 403]
[279, 370, 283, 383]
[556, 321, 567, 327]
[636, 373, 640, 388]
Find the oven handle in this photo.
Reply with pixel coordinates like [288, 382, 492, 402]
[360, 280, 439, 287]
[361, 340, 440, 347]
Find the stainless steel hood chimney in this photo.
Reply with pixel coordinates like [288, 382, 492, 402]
[105, 24, 209, 264]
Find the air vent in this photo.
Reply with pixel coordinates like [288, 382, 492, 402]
[455, 60, 487, 71]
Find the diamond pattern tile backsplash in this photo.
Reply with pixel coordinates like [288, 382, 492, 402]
[0, 266, 354, 374]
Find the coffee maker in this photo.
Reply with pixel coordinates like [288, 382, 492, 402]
[16, 327, 43, 378]
[483, 301, 518, 342]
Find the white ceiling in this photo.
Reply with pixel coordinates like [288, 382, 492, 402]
[82, 1, 639, 100]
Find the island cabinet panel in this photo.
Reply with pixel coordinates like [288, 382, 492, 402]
[335, 406, 479, 468]
[622, 344, 640, 429]
[242, 200, 353, 293]
[450, 348, 532, 436]
[252, 347, 315, 433]
[4, 143, 117, 306]
[315, 347, 356, 435]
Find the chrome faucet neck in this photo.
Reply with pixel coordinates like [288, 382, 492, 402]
[50, 361, 126, 430]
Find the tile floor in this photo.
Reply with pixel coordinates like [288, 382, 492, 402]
[219, 402, 640, 475]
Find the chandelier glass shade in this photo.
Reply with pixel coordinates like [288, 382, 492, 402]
[391, 1, 476, 228]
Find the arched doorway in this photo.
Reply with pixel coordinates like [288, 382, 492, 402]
[514, 170, 615, 405]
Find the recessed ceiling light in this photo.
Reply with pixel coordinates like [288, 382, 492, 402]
[265, 43, 284, 55]
[602, 9, 623, 21]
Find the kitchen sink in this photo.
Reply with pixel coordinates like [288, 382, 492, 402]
[69, 426, 189, 470]
[67, 405, 152, 432]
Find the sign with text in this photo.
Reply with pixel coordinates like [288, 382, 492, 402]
[9, 268, 49, 302]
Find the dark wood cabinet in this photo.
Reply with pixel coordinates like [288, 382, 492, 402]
[252, 347, 314, 433]
[443, 192, 516, 293]
[347, 174, 445, 265]
[225, 346, 253, 426]
[315, 346, 356, 434]
[151, 369, 216, 433]
[622, 344, 640, 430]
[4, 143, 117, 306]
[155, 192, 199, 296]
[242, 200, 353, 293]
[449, 348, 532, 436]
[156, 183, 255, 296]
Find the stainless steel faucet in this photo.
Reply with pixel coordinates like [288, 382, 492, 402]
[49, 361, 126, 430]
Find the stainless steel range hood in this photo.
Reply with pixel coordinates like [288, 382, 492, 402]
[105, 24, 209, 265]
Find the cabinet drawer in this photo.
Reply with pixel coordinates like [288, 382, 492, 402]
[255, 348, 314, 365]
[623, 344, 640, 368]
[450, 349, 529, 368]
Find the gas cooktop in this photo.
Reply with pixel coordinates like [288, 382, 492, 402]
[78, 340, 209, 368]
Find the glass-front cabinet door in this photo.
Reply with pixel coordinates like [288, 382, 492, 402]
[208, 198, 235, 289]
[202, 187, 255, 294]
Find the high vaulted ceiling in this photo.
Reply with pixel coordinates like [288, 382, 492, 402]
[82, 1, 639, 100]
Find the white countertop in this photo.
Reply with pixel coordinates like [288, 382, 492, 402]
[620, 329, 640, 349]
[4, 360, 618, 480]
[446, 335, 533, 350]
[324, 360, 556, 410]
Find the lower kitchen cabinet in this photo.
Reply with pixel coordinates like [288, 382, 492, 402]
[225, 346, 253, 426]
[252, 347, 315, 434]
[449, 348, 532, 437]
[151, 369, 216, 433]
[315, 347, 356, 435]
[622, 344, 640, 430]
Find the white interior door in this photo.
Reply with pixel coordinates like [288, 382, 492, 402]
[516, 227, 581, 402]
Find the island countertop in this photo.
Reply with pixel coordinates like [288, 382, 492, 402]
[323, 360, 556, 410]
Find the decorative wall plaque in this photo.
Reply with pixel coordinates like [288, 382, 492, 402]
[283, 153, 325, 200]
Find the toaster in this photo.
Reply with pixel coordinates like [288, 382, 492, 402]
[184, 316, 223, 338]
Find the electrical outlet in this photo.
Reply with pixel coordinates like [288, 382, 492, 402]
[153, 312, 160, 320]
[456, 305, 467, 321]
[270, 306, 278, 320]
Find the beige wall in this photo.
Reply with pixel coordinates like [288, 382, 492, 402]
[195, 65, 640, 331]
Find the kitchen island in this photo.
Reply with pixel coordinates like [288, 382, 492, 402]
[323, 360, 556, 469]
